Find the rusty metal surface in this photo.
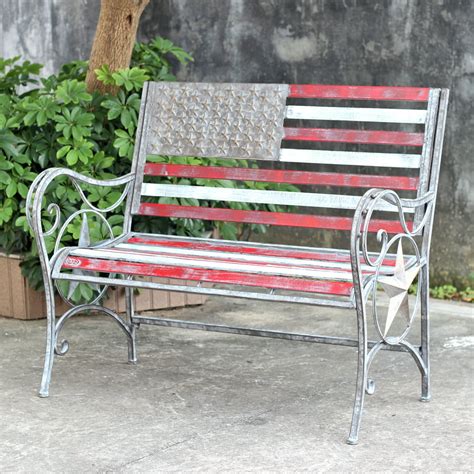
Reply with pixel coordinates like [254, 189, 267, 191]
[145, 82, 289, 160]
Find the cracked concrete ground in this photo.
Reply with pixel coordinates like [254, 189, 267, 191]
[0, 297, 472, 472]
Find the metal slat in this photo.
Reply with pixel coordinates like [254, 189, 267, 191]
[143, 163, 420, 191]
[127, 234, 397, 265]
[67, 247, 356, 281]
[52, 272, 355, 307]
[286, 106, 427, 124]
[115, 242, 396, 274]
[62, 256, 354, 296]
[288, 84, 430, 101]
[283, 127, 424, 146]
[136, 203, 413, 233]
[279, 149, 421, 168]
[140, 183, 414, 213]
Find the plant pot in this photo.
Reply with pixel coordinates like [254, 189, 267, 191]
[0, 252, 206, 320]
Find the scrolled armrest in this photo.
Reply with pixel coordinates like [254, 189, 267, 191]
[354, 188, 434, 238]
[26, 167, 135, 275]
[350, 188, 434, 272]
[26, 167, 135, 233]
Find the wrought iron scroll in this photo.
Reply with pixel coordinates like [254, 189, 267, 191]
[54, 304, 135, 356]
[350, 188, 435, 394]
[26, 169, 135, 305]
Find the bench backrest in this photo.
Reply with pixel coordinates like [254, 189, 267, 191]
[128, 82, 449, 238]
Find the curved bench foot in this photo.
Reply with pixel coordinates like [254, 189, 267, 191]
[346, 436, 359, 445]
[39, 300, 136, 397]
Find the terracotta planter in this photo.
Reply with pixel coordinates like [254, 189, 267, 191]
[0, 252, 205, 320]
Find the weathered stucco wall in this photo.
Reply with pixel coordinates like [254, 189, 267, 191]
[1, 0, 473, 285]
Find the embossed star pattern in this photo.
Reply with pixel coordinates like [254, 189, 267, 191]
[148, 83, 287, 160]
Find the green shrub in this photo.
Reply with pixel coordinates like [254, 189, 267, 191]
[0, 38, 297, 299]
[429, 285, 473, 303]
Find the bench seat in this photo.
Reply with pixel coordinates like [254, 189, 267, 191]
[55, 233, 413, 303]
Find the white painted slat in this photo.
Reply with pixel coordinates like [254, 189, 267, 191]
[279, 149, 421, 168]
[69, 248, 354, 281]
[140, 183, 414, 213]
[286, 106, 427, 124]
[115, 242, 396, 274]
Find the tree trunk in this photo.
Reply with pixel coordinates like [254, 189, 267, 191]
[85, 0, 150, 94]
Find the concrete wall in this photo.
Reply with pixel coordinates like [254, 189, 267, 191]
[1, 0, 473, 285]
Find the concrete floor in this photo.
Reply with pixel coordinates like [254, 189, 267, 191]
[0, 296, 472, 472]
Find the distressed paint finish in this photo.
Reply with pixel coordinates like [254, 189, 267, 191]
[62, 238, 400, 280]
[65, 247, 357, 281]
[279, 149, 422, 168]
[139, 183, 415, 213]
[125, 234, 399, 267]
[283, 127, 425, 146]
[138, 0, 470, 286]
[285, 106, 428, 124]
[143, 164, 420, 190]
[288, 84, 430, 101]
[136, 202, 413, 234]
[62, 256, 354, 296]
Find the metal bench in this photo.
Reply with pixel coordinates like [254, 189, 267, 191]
[27, 82, 449, 444]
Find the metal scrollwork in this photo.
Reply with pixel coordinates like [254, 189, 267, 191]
[53, 208, 115, 306]
[27, 171, 134, 307]
[27, 169, 135, 304]
[357, 189, 433, 269]
[351, 188, 434, 395]
[26, 169, 137, 397]
[53, 304, 135, 357]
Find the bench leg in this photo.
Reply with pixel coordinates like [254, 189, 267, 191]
[420, 264, 431, 402]
[347, 301, 368, 445]
[39, 285, 138, 396]
[125, 286, 138, 364]
[39, 282, 56, 398]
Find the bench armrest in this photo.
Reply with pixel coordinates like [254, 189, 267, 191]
[26, 167, 135, 269]
[349, 188, 435, 298]
[352, 188, 435, 241]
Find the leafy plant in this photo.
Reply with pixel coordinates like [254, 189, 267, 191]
[0, 39, 189, 299]
[408, 282, 473, 303]
[0, 37, 297, 302]
[429, 285, 473, 303]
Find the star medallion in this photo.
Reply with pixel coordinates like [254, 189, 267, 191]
[378, 241, 420, 337]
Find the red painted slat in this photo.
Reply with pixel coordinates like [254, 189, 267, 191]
[283, 127, 425, 146]
[137, 203, 413, 234]
[143, 163, 419, 191]
[288, 84, 430, 101]
[62, 257, 353, 296]
[126, 236, 397, 266]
